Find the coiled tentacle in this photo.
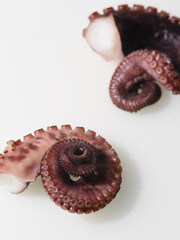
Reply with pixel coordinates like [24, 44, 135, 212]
[58, 139, 96, 177]
[84, 4, 180, 112]
[41, 131, 122, 214]
[0, 125, 122, 214]
[109, 49, 180, 112]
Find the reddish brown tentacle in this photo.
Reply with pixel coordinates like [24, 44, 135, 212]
[84, 4, 180, 112]
[84, 4, 180, 64]
[0, 124, 122, 199]
[109, 49, 180, 112]
[41, 129, 122, 214]
[59, 139, 96, 177]
[0, 125, 122, 209]
[86, 4, 180, 26]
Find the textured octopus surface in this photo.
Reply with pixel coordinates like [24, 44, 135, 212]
[41, 126, 122, 214]
[84, 4, 180, 112]
[0, 125, 76, 193]
[0, 125, 122, 214]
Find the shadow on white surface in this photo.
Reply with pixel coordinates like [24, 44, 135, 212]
[82, 146, 141, 222]
[21, 176, 46, 198]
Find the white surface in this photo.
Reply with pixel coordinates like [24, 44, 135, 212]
[0, 0, 180, 240]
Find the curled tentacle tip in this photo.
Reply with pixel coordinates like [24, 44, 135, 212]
[109, 49, 180, 112]
[58, 139, 96, 177]
[41, 127, 122, 214]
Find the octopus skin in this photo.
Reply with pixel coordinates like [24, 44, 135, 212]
[0, 125, 71, 193]
[0, 125, 122, 214]
[83, 4, 180, 112]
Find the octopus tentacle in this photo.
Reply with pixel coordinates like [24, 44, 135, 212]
[0, 125, 122, 214]
[84, 4, 180, 64]
[84, 4, 180, 112]
[88, 4, 173, 21]
[109, 49, 180, 112]
[58, 139, 96, 177]
[0, 125, 75, 193]
[41, 129, 122, 214]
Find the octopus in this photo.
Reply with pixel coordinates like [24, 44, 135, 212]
[83, 4, 180, 112]
[0, 125, 122, 214]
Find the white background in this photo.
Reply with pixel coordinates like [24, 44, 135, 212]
[0, 0, 180, 239]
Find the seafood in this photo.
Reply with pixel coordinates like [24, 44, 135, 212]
[0, 125, 122, 213]
[84, 5, 180, 111]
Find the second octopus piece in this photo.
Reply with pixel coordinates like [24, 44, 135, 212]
[84, 4, 180, 112]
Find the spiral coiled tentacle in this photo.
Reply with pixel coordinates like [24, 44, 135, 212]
[41, 132, 122, 214]
[0, 124, 122, 202]
[59, 139, 97, 177]
[109, 49, 180, 112]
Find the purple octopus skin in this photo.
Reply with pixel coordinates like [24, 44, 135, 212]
[0, 125, 122, 214]
[83, 4, 180, 112]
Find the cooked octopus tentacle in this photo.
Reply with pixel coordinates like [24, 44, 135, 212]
[109, 49, 180, 112]
[84, 4, 180, 112]
[0, 125, 122, 214]
[41, 129, 122, 214]
[0, 125, 74, 193]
